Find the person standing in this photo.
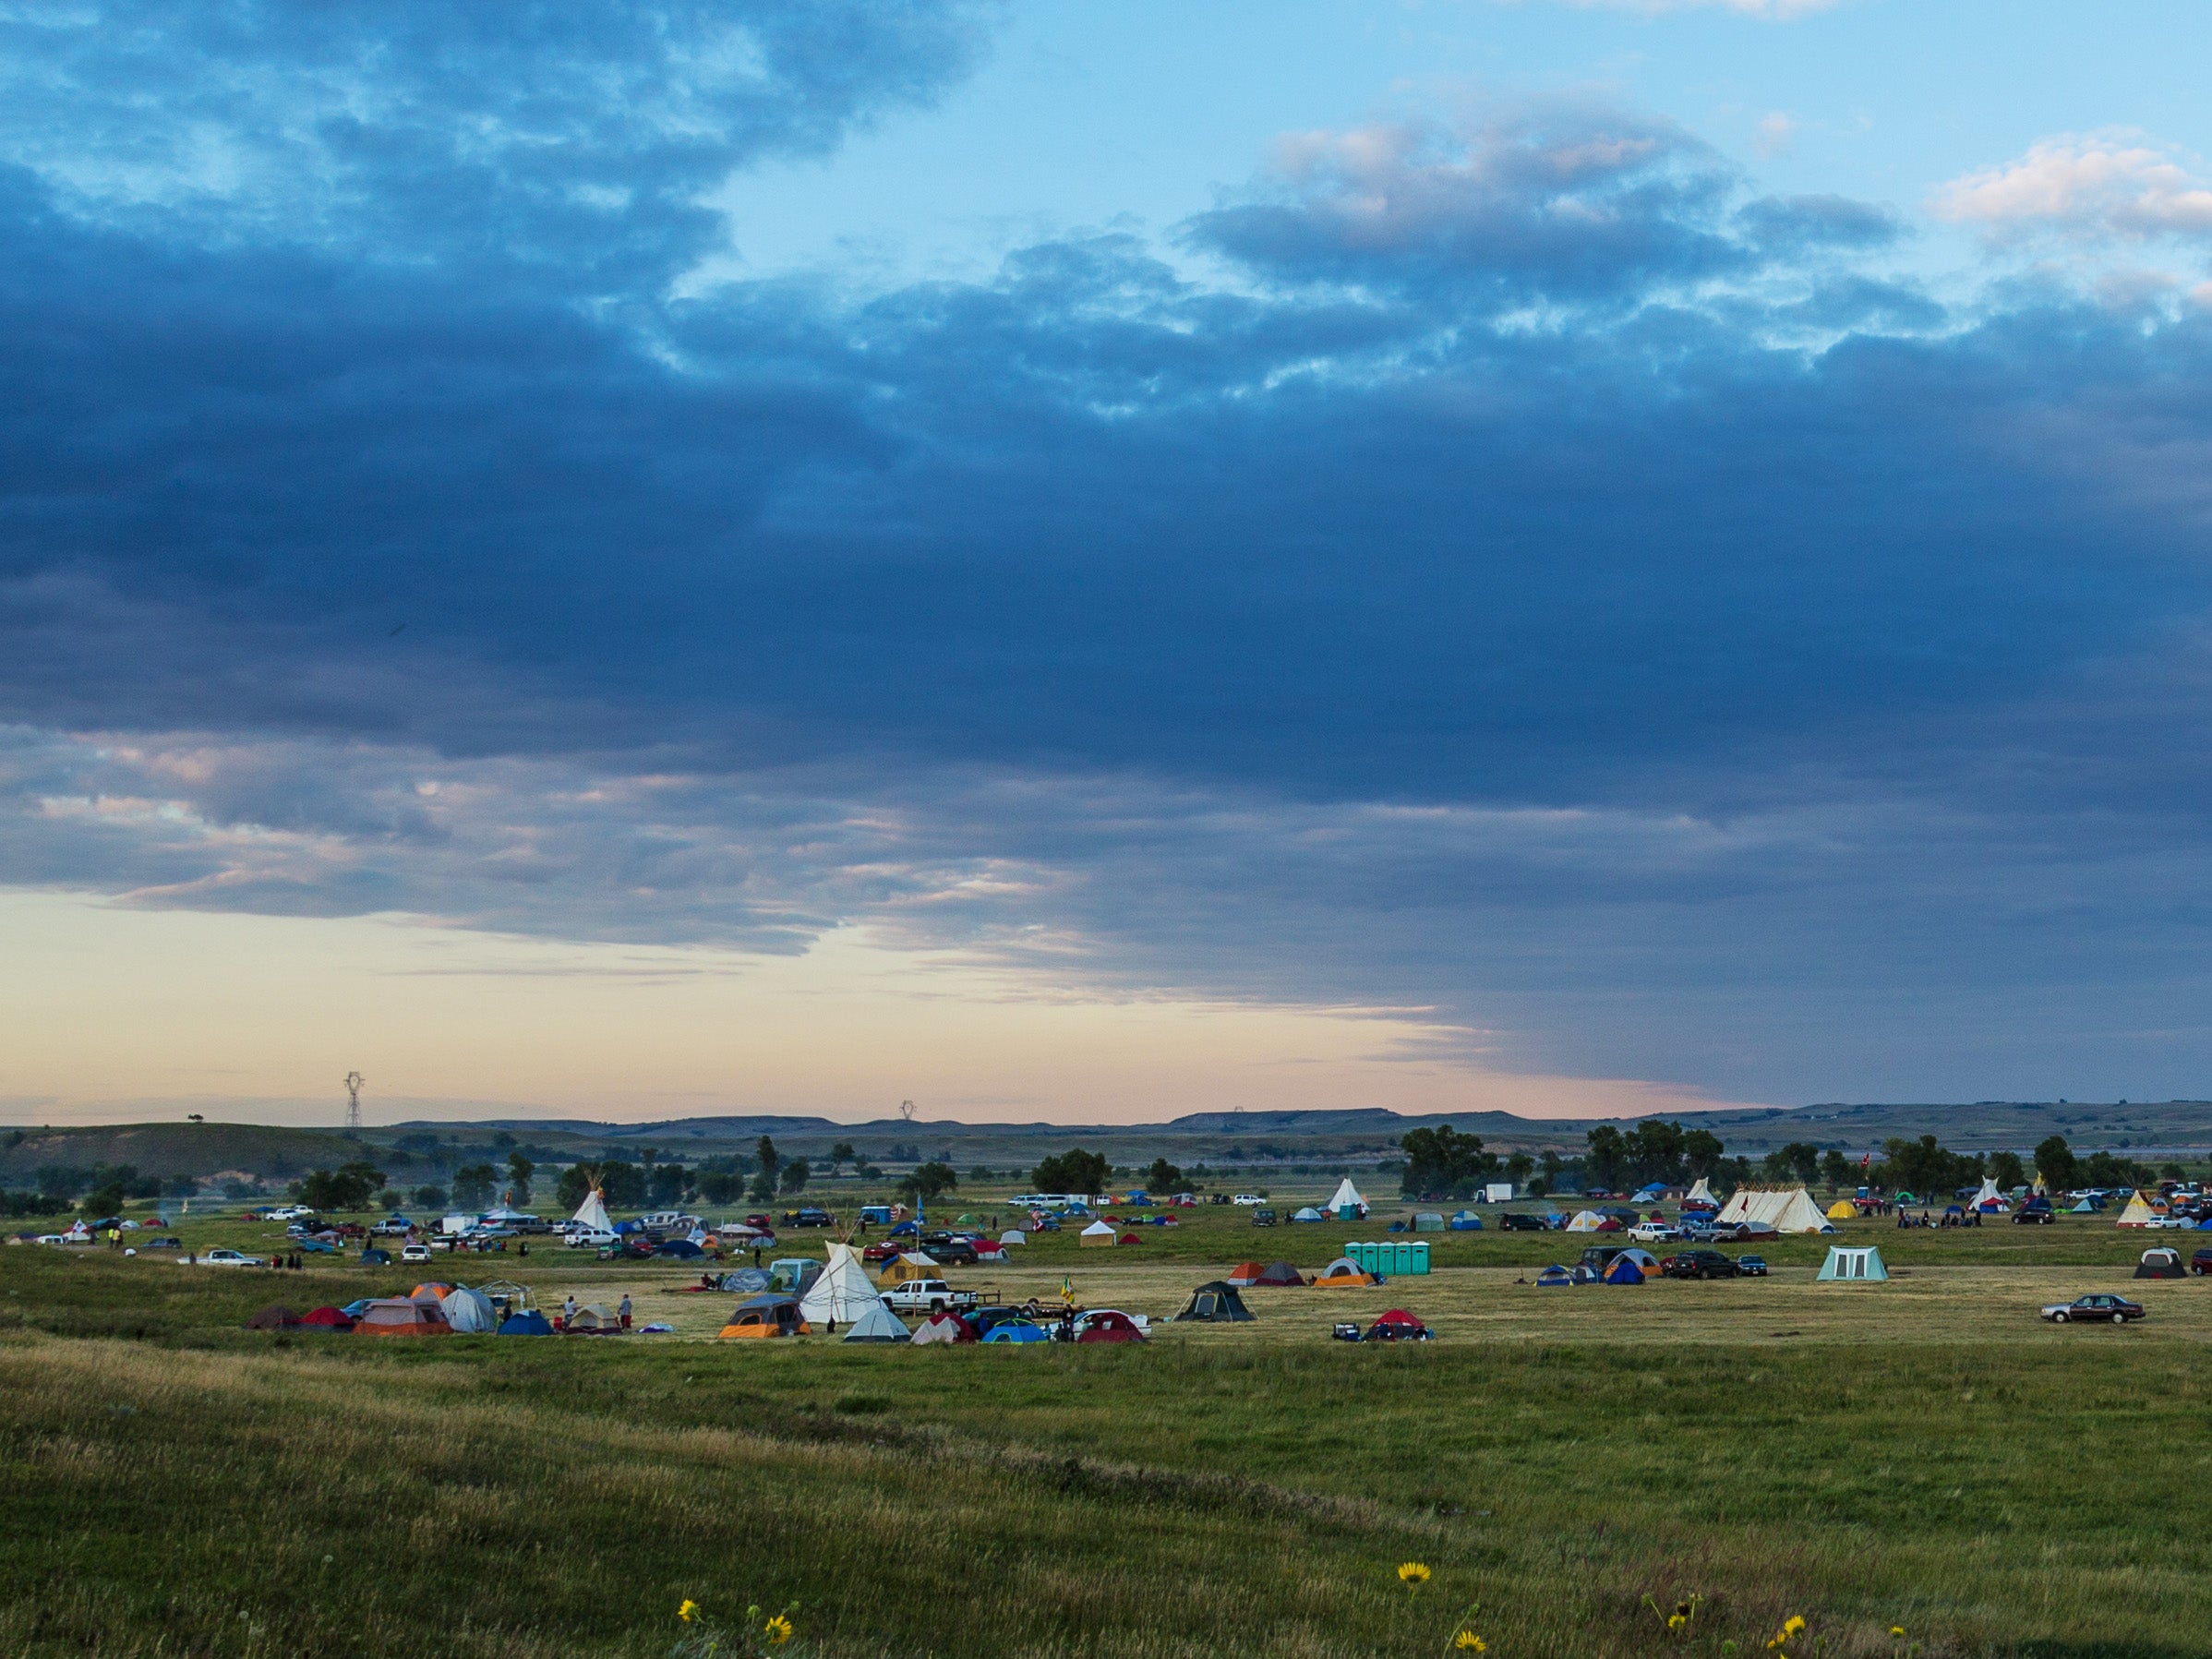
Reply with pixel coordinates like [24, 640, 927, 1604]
[618, 1292, 632, 1330]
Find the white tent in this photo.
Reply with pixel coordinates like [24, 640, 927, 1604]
[570, 1185, 613, 1233]
[1327, 1177, 1367, 1216]
[439, 1287, 499, 1332]
[1970, 1177, 2007, 1211]
[999, 1230, 1026, 1245]
[841, 1302, 911, 1342]
[1817, 1244, 1888, 1281]
[1565, 1209, 1606, 1232]
[1685, 1178, 1717, 1207]
[1715, 1188, 1835, 1233]
[799, 1243, 890, 1326]
[2116, 1191, 2160, 1227]
[1079, 1220, 1119, 1246]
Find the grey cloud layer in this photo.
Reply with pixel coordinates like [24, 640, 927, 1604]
[7, 12, 2212, 1098]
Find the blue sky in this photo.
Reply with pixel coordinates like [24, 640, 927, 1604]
[6, 1, 2212, 1124]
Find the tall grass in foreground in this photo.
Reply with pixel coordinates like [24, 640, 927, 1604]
[4, 1326, 2209, 1659]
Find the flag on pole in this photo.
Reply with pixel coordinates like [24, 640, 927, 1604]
[1059, 1277, 1075, 1306]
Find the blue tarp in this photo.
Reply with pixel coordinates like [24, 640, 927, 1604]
[498, 1310, 553, 1336]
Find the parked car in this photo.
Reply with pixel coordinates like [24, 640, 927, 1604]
[920, 1236, 980, 1266]
[2039, 1293, 2145, 1323]
[1662, 1250, 1740, 1280]
[2012, 1208, 2054, 1225]
[371, 1218, 414, 1236]
[191, 1248, 265, 1268]
[1054, 1308, 1151, 1340]
[2192, 1248, 2212, 1277]
[566, 1227, 617, 1249]
[1231, 1194, 1266, 1206]
[142, 1236, 184, 1250]
[1737, 1256, 1769, 1277]
[1578, 1245, 1631, 1272]
[882, 1279, 980, 1316]
[787, 1208, 836, 1229]
[400, 1243, 433, 1264]
[1628, 1221, 1680, 1243]
[1250, 1208, 1277, 1227]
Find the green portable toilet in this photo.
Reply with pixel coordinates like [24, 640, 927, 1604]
[1392, 1241, 1415, 1275]
[1409, 1241, 1430, 1276]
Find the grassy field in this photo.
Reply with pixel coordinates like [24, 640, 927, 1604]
[5, 1201, 2211, 1659]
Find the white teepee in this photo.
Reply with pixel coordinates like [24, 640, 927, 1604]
[1327, 1177, 1366, 1214]
[1685, 1177, 1717, 1206]
[1714, 1187, 1834, 1233]
[570, 1184, 613, 1233]
[1971, 1176, 2006, 1209]
[799, 1243, 889, 1326]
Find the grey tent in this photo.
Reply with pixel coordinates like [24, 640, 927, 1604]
[842, 1303, 913, 1343]
[244, 1304, 300, 1330]
[439, 1287, 499, 1333]
[1252, 1261, 1305, 1287]
[1172, 1280, 1256, 1322]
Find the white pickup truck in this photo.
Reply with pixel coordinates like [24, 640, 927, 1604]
[881, 1279, 980, 1316]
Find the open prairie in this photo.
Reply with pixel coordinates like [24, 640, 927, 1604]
[5, 1203, 2208, 1659]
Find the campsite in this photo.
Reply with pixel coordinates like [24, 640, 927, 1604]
[6, 1180, 2212, 1659]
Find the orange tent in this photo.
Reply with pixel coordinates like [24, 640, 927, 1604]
[718, 1293, 810, 1339]
[1311, 1256, 1377, 1289]
[355, 1298, 451, 1337]
[1225, 1261, 1265, 1286]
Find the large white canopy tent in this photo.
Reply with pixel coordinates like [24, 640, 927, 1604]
[1715, 1188, 1835, 1233]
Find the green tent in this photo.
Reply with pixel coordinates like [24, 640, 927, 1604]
[1817, 1245, 1888, 1281]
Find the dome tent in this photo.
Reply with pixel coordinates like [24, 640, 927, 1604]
[1565, 1210, 1606, 1232]
[1291, 1206, 1326, 1222]
[910, 1310, 979, 1344]
[1225, 1261, 1266, 1286]
[1313, 1256, 1376, 1288]
[1602, 1255, 1645, 1284]
[2135, 1248, 2187, 1280]
[718, 1293, 808, 1339]
[1252, 1261, 1306, 1287]
[355, 1298, 450, 1337]
[439, 1287, 498, 1333]
[841, 1302, 913, 1342]
[497, 1309, 554, 1336]
[1826, 1199, 1858, 1220]
[1172, 1281, 1256, 1322]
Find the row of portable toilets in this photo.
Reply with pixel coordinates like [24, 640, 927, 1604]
[1341, 1240, 1432, 1277]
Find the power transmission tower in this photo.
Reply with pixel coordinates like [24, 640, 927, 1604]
[343, 1071, 365, 1132]
[899, 1099, 918, 1123]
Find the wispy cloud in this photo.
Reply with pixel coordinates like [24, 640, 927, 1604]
[1933, 131, 2212, 244]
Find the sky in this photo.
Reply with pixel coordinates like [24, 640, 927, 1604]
[6, 1, 2212, 1128]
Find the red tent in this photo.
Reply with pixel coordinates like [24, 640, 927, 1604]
[355, 1298, 451, 1337]
[298, 1305, 355, 1331]
[1075, 1311, 1148, 1343]
[1117, 1232, 1143, 1245]
[1225, 1261, 1266, 1286]
[1365, 1308, 1431, 1340]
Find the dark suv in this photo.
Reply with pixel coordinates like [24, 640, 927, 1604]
[921, 1233, 980, 1266]
[1499, 1213, 1549, 1232]
[1578, 1245, 1631, 1272]
[1664, 1250, 1740, 1280]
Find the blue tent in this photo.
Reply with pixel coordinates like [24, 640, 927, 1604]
[497, 1309, 553, 1336]
[1571, 1264, 1602, 1284]
[724, 1267, 772, 1292]
[983, 1320, 1050, 1343]
[886, 1220, 919, 1237]
[355, 1248, 391, 1267]
[1449, 1212, 1483, 1231]
[1536, 1265, 1573, 1287]
[340, 1298, 374, 1316]
[655, 1239, 703, 1258]
[1602, 1255, 1646, 1285]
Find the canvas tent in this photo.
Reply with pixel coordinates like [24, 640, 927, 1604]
[2117, 1191, 2160, 1227]
[1716, 1188, 1835, 1233]
[439, 1287, 498, 1333]
[1079, 1220, 1119, 1246]
[1684, 1178, 1718, 1208]
[880, 1253, 941, 1284]
[1826, 1199, 1858, 1220]
[910, 1310, 978, 1344]
[1173, 1281, 1256, 1322]
[570, 1185, 613, 1234]
[800, 1244, 891, 1327]
[1313, 1256, 1376, 1288]
[1327, 1177, 1368, 1220]
[841, 1302, 912, 1342]
[355, 1298, 451, 1336]
[1816, 1244, 1889, 1281]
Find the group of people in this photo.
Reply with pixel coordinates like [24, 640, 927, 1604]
[555, 1292, 633, 1332]
[1896, 1208, 1983, 1228]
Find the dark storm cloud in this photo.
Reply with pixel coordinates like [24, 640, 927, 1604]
[7, 7, 2212, 1099]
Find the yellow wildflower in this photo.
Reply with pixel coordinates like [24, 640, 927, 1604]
[1455, 1634, 1485, 1653]
[1399, 1562, 1433, 1587]
[1785, 1617, 1807, 1637]
[1669, 1614, 1689, 1632]
[678, 1601, 699, 1624]
[763, 1614, 794, 1645]
[1891, 1629, 1906, 1641]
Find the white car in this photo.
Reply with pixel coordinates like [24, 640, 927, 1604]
[1231, 1194, 1266, 1206]
[401, 1243, 433, 1264]
[565, 1227, 617, 1249]
[263, 1205, 313, 1221]
[190, 1248, 265, 1267]
[1629, 1222, 1680, 1243]
[1069, 1308, 1150, 1336]
[33, 1233, 66, 1246]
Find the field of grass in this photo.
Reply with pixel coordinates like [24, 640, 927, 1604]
[6, 1202, 2212, 1659]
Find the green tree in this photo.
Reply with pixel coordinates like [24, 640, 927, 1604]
[411, 1184, 447, 1209]
[451, 1164, 499, 1209]
[779, 1159, 811, 1196]
[1033, 1148, 1111, 1196]
[1401, 1125, 1497, 1197]
[1988, 1150, 2026, 1191]
[79, 1181, 126, 1218]
[505, 1152, 535, 1207]
[555, 1164, 593, 1211]
[827, 1141, 856, 1177]
[754, 1136, 781, 1188]
[698, 1170, 745, 1206]
[1146, 1157, 1184, 1194]
[298, 1159, 388, 1211]
[1583, 1125, 1629, 1191]
[596, 1161, 647, 1209]
[2033, 1134, 2078, 1192]
[897, 1161, 958, 1206]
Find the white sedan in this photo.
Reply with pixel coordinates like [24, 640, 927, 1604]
[186, 1248, 265, 1267]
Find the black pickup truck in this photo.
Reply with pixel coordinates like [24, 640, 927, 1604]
[1662, 1250, 1740, 1280]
